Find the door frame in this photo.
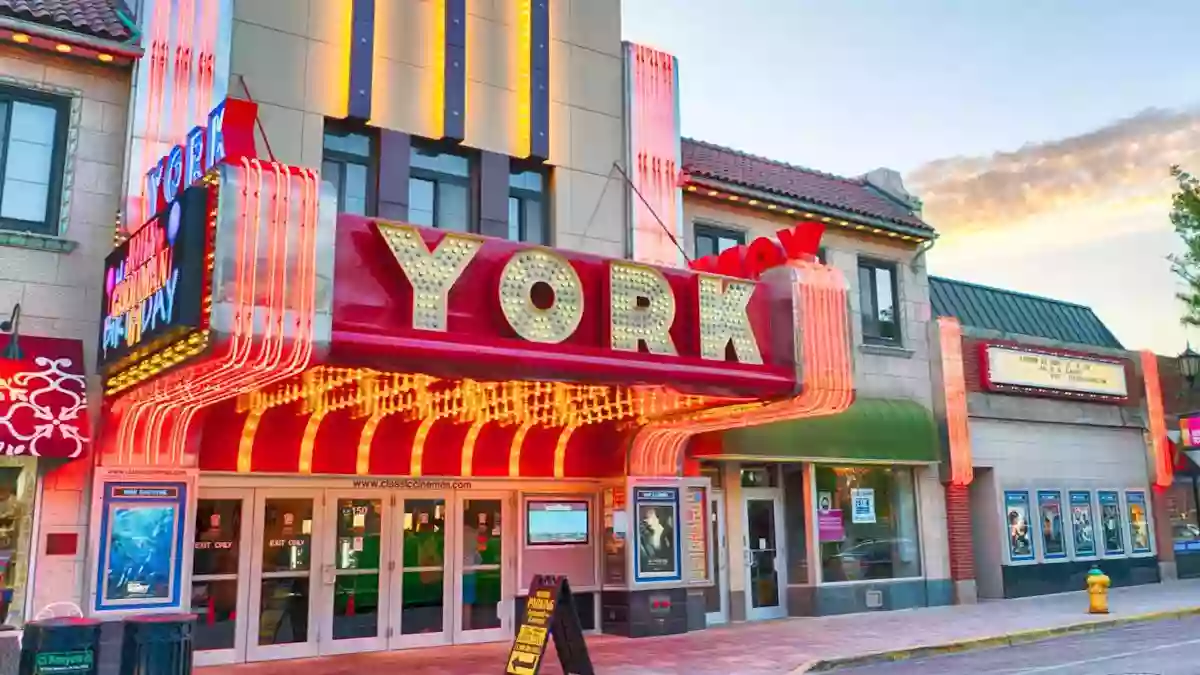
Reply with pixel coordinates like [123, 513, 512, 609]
[245, 487, 324, 662]
[318, 489, 391, 655]
[451, 491, 513, 645]
[706, 490, 729, 626]
[192, 487, 254, 668]
[389, 490, 454, 650]
[741, 487, 787, 621]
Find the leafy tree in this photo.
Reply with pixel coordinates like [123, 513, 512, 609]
[1169, 165, 1200, 325]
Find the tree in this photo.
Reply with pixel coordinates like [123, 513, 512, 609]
[1169, 165, 1200, 325]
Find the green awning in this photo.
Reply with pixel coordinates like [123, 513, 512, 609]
[711, 398, 939, 463]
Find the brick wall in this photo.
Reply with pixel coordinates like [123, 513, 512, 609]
[945, 483, 975, 581]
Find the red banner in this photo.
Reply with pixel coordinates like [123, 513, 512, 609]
[0, 336, 90, 459]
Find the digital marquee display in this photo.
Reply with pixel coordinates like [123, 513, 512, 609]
[99, 185, 210, 373]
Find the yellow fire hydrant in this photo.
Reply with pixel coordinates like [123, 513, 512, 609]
[1087, 566, 1110, 614]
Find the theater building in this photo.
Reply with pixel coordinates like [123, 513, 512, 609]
[928, 278, 1171, 600]
[676, 146, 951, 619]
[0, 0, 140, 628]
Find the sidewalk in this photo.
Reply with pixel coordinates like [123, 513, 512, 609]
[210, 579, 1200, 675]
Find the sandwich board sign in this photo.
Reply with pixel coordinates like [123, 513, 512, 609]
[504, 574, 594, 675]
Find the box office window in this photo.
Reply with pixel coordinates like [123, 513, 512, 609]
[858, 259, 901, 345]
[409, 142, 472, 232]
[322, 125, 376, 217]
[815, 465, 920, 582]
[0, 86, 69, 235]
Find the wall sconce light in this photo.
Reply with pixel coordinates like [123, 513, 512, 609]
[0, 303, 20, 361]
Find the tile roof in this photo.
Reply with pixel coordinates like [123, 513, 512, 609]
[0, 0, 133, 42]
[930, 276, 1123, 350]
[680, 138, 932, 232]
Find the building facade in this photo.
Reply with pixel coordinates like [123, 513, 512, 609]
[929, 278, 1171, 600]
[0, 0, 139, 628]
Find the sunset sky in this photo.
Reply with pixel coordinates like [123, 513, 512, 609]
[622, 0, 1200, 355]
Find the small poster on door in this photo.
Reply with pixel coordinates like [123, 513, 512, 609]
[850, 488, 876, 524]
[818, 491, 833, 513]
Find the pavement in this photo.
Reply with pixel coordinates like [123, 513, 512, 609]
[206, 579, 1200, 675]
[831, 614, 1200, 674]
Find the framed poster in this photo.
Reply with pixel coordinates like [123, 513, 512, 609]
[1068, 491, 1097, 557]
[1098, 491, 1125, 555]
[1037, 490, 1066, 559]
[633, 488, 681, 582]
[1126, 490, 1152, 554]
[95, 482, 188, 611]
[1003, 490, 1035, 562]
[850, 488, 876, 524]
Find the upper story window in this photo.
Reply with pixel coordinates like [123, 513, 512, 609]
[694, 223, 744, 258]
[858, 258, 901, 345]
[322, 125, 375, 216]
[508, 164, 548, 244]
[409, 143, 472, 232]
[0, 86, 69, 235]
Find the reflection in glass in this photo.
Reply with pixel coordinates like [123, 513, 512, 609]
[192, 580, 238, 651]
[400, 571, 444, 634]
[461, 569, 502, 631]
[332, 574, 380, 640]
[817, 465, 922, 582]
[408, 178, 435, 227]
[262, 499, 313, 573]
[461, 500, 502, 567]
[402, 500, 445, 568]
[258, 578, 309, 645]
[335, 499, 381, 570]
[2, 101, 56, 223]
[746, 499, 780, 609]
[194, 499, 241, 576]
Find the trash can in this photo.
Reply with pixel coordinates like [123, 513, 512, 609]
[118, 614, 195, 675]
[18, 617, 101, 675]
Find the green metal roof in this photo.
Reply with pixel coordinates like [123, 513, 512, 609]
[930, 277, 1123, 350]
[713, 398, 938, 463]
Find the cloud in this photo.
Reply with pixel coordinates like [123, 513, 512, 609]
[906, 107, 1200, 234]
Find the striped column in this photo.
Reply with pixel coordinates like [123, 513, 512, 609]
[528, 0, 549, 159]
[347, 0, 376, 120]
[443, 0, 466, 140]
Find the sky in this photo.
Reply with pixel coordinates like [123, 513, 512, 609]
[621, 0, 1200, 354]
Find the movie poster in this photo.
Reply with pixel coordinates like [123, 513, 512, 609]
[1099, 491, 1124, 555]
[1069, 491, 1096, 557]
[1126, 491, 1151, 554]
[105, 505, 178, 602]
[1004, 490, 1034, 561]
[1037, 490, 1066, 559]
[634, 488, 679, 581]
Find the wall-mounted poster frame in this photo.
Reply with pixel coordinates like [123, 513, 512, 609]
[1003, 490, 1035, 563]
[94, 481, 188, 612]
[1036, 490, 1067, 560]
[1125, 490, 1152, 555]
[633, 488, 681, 583]
[1097, 490, 1125, 556]
[1068, 490, 1097, 559]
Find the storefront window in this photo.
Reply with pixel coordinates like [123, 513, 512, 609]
[1167, 478, 1200, 551]
[815, 465, 921, 582]
[0, 460, 34, 626]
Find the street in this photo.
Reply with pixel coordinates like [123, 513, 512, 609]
[830, 615, 1200, 674]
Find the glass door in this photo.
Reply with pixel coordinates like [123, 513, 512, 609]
[704, 491, 728, 626]
[453, 493, 510, 644]
[247, 489, 322, 662]
[743, 490, 787, 621]
[390, 493, 451, 649]
[319, 491, 390, 655]
[191, 489, 251, 667]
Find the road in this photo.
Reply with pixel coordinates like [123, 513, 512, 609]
[830, 615, 1200, 674]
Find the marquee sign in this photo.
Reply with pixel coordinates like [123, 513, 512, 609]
[981, 344, 1129, 402]
[99, 185, 210, 374]
[330, 217, 802, 398]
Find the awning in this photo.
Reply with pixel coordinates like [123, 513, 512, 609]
[695, 398, 939, 463]
[0, 336, 90, 459]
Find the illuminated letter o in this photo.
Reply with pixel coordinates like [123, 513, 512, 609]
[498, 249, 584, 344]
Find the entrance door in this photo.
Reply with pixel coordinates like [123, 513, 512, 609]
[453, 493, 511, 644]
[705, 491, 728, 626]
[391, 493, 452, 649]
[318, 491, 390, 655]
[246, 489, 322, 662]
[742, 490, 786, 621]
[192, 488, 252, 667]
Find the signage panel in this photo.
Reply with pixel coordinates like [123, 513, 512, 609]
[983, 345, 1128, 400]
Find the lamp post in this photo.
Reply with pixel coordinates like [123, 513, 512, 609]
[1180, 345, 1200, 391]
[0, 304, 19, 361]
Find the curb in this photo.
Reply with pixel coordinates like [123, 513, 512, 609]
[788, 606, 1200, 673]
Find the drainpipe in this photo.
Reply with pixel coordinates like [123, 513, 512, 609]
[910, 237, 936, 271]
